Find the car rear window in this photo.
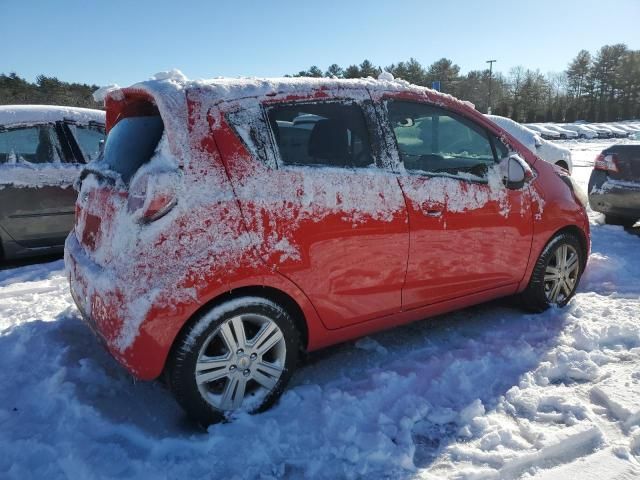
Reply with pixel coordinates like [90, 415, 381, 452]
[102, 116, 163, 183]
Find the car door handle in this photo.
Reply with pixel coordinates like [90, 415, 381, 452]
[420, 202, 444, 217]
[424, 209, 443, 217]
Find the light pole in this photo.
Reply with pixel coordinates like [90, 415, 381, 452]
[486, 59, 496, 114]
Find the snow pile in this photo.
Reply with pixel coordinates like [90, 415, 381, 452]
[92, 84, 121, 103]
[151, 69, 188, 82]
[378, 71, 395, 82]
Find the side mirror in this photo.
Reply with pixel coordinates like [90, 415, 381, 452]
[505, 155, 528, 190]
[534, 135, 542, 148]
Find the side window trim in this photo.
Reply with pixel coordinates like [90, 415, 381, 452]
[383, 98, 500, 183]
[264, 99, 381, 171]
[55, 122, 80, 163]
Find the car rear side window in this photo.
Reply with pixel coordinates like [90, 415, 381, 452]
[266, 102, 374, 168]
[388, 101, 498, 179]
[67, 124, 105, 162]
[0, 125, 63, 164]
[102, 116, 163, 183]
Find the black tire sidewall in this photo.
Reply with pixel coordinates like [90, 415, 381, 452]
[166, 297, 301, 426]
[522, 233, 584, 312]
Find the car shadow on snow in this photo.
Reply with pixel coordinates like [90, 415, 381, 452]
[0, 310, 195, 440]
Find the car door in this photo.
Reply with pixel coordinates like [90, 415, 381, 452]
[215, 90, 410, 329]
[0, 123, 80, 248]
[381, 97, 534, 309]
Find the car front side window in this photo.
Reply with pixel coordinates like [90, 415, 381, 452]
[388, 100, 498, 180]
[0, 125, 63, 164]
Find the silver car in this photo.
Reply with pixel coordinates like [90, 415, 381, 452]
[0, 105, 105, 260]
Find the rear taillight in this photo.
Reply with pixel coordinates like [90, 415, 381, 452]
[594, 153, 619, 173]
[127, 170, 180, 223]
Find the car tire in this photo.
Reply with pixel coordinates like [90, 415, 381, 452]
[165, 296, 301, 426]
[604, 215, 637, 228]
[520, 233, 584, 312]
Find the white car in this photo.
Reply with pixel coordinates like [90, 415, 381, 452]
[487, 115, 572, 173]
[580, 124, 612, 138]
[525, 124, 561, 140]
[544, 124, 579, 139]
[594, 124, 628, 138]
[611, 123, 640, 135]
[560, 124, 599, 139]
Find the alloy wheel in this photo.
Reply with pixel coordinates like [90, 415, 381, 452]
[543, 244, 580, 304]
[195, 313, 286, 411]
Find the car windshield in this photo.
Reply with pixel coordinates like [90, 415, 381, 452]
[101, 116, 164, 183]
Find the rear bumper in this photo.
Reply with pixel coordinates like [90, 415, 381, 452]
[588, 173, 640, 218]
[65, 233, 169, 380]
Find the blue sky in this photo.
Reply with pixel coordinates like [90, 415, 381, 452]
[4, 0, 639, 86]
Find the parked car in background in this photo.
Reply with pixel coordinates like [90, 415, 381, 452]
[560, 124, 599, 139]
[525, 124, 561, 140]
[581, 124, 613, 138]
[594, 124, 628, 138]
[487, 115, 573, 172]
[612, 123, 640, 135]
[0, 105, 105, 261]
[544, 125, 579, 139]
[66, 76, 590, 425]
[588, 144, 640, 227]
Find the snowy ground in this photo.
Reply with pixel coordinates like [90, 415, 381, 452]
[1, 140, 639, 479]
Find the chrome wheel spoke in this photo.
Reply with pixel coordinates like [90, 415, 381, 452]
[544, 273, 558, 282]
[220, 376, 247, 410]
[196, 359, 231, 385]
[253, 369, 278, 390]
[256, 360, 284, 378]
[219, 317, 247, 352]
[566, 254, 579, 274]
[545, 265, 560, 276]
[560, 279, 571, 297]
[251, 322, 282, 355]
[548, 279, 561, 302]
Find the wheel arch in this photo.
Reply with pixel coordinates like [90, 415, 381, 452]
[552, 224, 589, 268]
[519, 223, 589, 294]
[162, 283, 313, 380]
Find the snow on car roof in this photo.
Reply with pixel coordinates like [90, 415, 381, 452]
[105, 69, 480, 160]
[0, 104, 105, 127]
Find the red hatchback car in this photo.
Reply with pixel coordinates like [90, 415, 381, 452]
[65, 76, 590, 424]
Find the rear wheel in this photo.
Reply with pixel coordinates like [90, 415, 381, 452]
[521, 233, 584, 312]
[604, 215, 637, 228]
[166, 297, 301, 426]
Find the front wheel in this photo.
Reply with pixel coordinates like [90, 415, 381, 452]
[166, 297, 301, 426]
[520, 233, 584, 312]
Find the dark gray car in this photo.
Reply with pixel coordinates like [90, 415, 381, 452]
[0, 105, 105, 261]
[588, 143, 640, 227]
